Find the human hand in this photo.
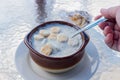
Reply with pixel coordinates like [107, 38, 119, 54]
[95, 6, 120, 51]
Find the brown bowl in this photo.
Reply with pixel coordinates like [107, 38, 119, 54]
[24, 21, 89, 73]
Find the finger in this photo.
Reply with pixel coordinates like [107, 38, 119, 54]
[100, 6, 120, 19]
[104, 33, 113, 48]
[98, 22, 108, 30]
[112, 31, 120, 51]
[114, 24, 120, 31]
[114, 31, 119, 40]
[94, 15, 102, 20]
[98, 20, 115, 30]
[111, 40, 118, 51]
[107, 22, 115, 29]
[103, 26, 113, 36]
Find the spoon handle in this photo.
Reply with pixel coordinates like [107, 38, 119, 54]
[72, 17, 107, 38]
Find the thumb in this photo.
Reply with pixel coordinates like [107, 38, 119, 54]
[100, 6, 120, 19]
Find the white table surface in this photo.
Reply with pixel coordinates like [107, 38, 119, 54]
[0, 0, 120, 80]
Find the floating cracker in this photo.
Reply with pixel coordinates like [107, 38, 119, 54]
[50, 27, 60, 33]
[48, 33, 57, 40]
[40, 44, 52, 56]
[57, 34, 68, 42]
[34, 34, 44, 40]
[68, 38, 79, 47]
[39, 30, 50, 37]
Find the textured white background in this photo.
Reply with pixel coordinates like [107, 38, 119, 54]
[0, 0, 120, 80]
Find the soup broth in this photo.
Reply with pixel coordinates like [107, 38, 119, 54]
[32, 23, 82, 57]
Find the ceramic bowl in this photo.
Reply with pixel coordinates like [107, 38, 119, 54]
[24, 21, 89, 73]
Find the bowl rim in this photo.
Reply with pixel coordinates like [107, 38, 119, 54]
[24, 21, 89, 60]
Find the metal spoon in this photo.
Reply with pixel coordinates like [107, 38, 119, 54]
[71, 17, 107, 38]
